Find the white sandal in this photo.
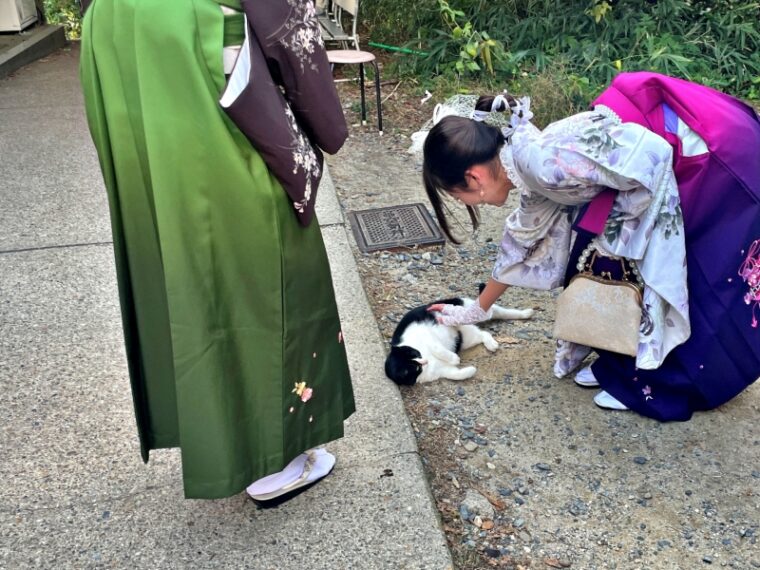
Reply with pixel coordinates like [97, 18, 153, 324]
[574, 365, 600, 387]
[593, 390, 629, 411]
[246, 449, 336, 502]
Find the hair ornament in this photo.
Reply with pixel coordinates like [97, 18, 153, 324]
[408, 92, 533, 158]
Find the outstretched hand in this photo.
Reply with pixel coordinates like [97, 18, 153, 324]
[427, 302, 493, 326]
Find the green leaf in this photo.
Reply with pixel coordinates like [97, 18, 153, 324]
[482, 45, 494, 73]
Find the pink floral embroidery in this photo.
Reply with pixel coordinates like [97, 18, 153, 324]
[739, 239, 760, 328]
[292, 382, 313, 403]
[642, 385, 653, 401]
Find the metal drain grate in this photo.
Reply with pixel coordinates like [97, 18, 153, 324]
[347, 203, 445, 253]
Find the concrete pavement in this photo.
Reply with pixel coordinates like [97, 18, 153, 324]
[0, 44, 452, 569]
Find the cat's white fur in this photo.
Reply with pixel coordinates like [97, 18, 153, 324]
[400, 299, 533, 383]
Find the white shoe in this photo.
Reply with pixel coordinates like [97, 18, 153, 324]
[593, 390, 629, 411]
[574, 365, 600, 387]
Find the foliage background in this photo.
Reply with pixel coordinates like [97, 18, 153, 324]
[363, 0, 760, 120]
[42, 0, 82, 39]
[41, 0, 759, 122]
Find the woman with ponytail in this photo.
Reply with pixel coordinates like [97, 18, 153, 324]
[420, 73, 760, 422]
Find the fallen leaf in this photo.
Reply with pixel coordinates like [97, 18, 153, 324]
[479, 490, 506, 510]
[495, 336, 521, 344]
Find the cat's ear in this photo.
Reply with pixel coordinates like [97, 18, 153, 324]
[413, 358, 428, 366]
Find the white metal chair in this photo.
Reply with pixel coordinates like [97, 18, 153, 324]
[318, 0, 359, 50]
[321, 0, 383, 134]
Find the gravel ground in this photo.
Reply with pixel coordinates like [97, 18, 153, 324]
[327, 84, 760, 570]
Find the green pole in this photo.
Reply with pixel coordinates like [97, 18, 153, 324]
[367, 42, 429, 57]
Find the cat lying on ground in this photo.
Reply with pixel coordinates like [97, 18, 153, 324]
[384, 296, 533, 385]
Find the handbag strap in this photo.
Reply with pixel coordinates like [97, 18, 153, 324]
[577, 247, 645, 289]
[575, 188, 616, 235]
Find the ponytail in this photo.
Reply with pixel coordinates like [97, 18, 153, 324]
[422, 114, 506, 244]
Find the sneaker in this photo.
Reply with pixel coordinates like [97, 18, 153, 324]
[574, 365, 600, 387]
[593, 390, 629, 411]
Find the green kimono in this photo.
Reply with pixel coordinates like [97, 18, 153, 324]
[79, 0, 355, 499]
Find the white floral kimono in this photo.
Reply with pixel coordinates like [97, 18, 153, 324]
[493, 107, 690, 374]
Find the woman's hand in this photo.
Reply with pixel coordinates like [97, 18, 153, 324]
[426, 279, 509, 326]
[427, 301, 493, 326]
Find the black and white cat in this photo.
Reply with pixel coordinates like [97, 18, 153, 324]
[384, 296, 533, 385]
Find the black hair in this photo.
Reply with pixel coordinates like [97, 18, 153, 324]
[422, 95, 513, 243]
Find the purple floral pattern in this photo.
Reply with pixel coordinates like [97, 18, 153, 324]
[739, 239, 760, 328]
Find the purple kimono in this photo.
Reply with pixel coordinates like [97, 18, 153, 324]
[220, 0, 348, 226]
[587, 72, 760, 420]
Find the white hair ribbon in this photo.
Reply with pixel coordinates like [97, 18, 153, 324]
[408, 93, 534, 157]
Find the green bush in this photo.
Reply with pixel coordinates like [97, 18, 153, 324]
[364, 0, 760, 101]
[44, 0, 81, 40]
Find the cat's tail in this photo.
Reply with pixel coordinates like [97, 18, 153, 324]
[467, 287, 534, 321]
[491, 305, 534, 321]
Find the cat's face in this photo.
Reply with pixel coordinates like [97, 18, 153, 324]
[385, 345, 427, 386]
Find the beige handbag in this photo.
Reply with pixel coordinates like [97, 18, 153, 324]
[553, 247, 643, 356]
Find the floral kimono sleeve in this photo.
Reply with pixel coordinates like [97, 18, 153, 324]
[244, 0, 348, 153]
[491, 190, 575, 290]
[498, 110, 690, 371]
[492, 112, 642, 290]
[221, 0, 347, 225]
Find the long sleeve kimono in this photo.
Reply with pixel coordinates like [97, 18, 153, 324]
[220, 0, 348, 225]
[492, 73, 760, 421]
[494, 108, 689, 373]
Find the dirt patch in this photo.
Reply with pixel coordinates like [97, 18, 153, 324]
[327, 82, 760, 570]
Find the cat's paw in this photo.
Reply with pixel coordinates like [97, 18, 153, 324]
[460, 366, 477, 379]
[518, 308, 534, 319]
[482, 334, 499, 352]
